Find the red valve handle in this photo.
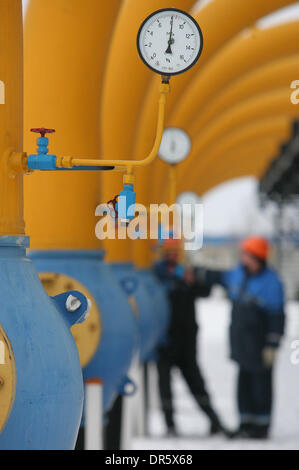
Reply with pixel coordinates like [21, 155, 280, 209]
[107, 195, 119, 219]
[30, 127, 56, 137]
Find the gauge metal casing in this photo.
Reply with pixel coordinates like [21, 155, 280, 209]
[137, 8, 203, 76]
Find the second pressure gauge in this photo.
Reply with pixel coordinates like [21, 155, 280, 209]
[159, 127, 191, 164]
[137, 8, 203, 76]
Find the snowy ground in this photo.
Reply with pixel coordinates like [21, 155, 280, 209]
[132, 298, 299, 450]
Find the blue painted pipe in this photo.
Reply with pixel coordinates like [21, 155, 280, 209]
[111, 264, 170, 363]
[0, 237, 84, 450]
[137, 269, 170, 357]
[29, 250, 138, 412]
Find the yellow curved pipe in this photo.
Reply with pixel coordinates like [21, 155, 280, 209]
[24, 0, 121, 250]
[168, 165, 177, 206]
[189, 155, 276, 196]
[133, 4, 296, 208]
[134, 0, 294, 161]
[154, 21, 299, 203]
[177, 56, 299, 187]
[177, 88, 298, 188]
[190, 54, 299, 135]
[186, 141, 282, 195]
[0, 0, 23, 236]
[171, 21, 299, 127]
[100, 0, 194, 262]
[199, 164, 269, 195]
[56, 82, 169, 170]
[133, 1, 295, 266]
[177, 116, 292, 194]
[195, 140, 282, 194]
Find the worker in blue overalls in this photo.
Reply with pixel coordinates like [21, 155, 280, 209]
[153, 238, 227, 437]
[196, 237, 285, 439]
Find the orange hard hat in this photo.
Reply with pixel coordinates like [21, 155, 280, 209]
[162, 238, 182, 253]
[241, 237, 269, 261]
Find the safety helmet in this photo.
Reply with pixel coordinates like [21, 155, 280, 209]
[241, 236, 269, 261]
[162, 238, 182, 253]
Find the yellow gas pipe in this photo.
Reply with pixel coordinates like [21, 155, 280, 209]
[100, 0, 194, 263]
[156, 20, 299, 204]
[0, 0, 23, 432]
[197, 140, 284, 194]
[189, 153, 280, 197]
[171, 21, 299, 188]
[175, 57, 299, 185]
[133, 1, 295, 212]
[179, 117, 291, 195]
[178, 101, 299, 194]
[20, 0, 171, 370]
[16, 1, 170, 248]
[174, 88, 299, 195]
[188, 54, 299, 136]
[54, 82, 169, 172]
[23, 0, 122, 250]
[0, 0, 24, 237]
[13, 81, 169, 186]
[168, 165, 177, 207]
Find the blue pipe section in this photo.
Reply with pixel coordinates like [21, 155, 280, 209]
[29, 250, 138, 412]
[137, 269, 170, 357]
[116, 185, 136, 222]
[27, 136, 114, 171]
[111, 263, 170, 363]
[0, 237, 84, 450]
[27, 154, 113, 172]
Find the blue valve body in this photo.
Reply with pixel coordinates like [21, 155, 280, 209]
[116, 184, 136, 222]
[28, 135, 112, 171]
[27, 135, 57, 170]
[27, 154, 57, 170]
[37, 136, 49, 154]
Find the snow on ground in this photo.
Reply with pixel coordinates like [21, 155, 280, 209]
[132, 299, 299, 450]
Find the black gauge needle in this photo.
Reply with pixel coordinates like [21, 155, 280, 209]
[165, 16, 174, 54]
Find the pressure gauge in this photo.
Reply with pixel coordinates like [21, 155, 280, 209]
[158, 127, 191, 164]
[137, 8, 203, 76]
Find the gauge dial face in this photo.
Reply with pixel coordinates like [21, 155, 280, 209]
[159, 127, 191, 164]
[137, 8, 203, 76]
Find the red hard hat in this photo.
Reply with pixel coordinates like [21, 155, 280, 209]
[241, 237, 269, 261]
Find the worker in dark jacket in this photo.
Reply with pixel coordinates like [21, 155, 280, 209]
[198, 237, 285, 439]
[153, 238, 227, 437]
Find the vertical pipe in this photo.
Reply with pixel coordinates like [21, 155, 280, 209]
[169, 165, 177, 206]
[0, 0, 24, 236]
[120, 354, 143, 449]
[24, 0, 120, 250]
[85, 379, 103, 450]
[101, 0, 194, 263]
